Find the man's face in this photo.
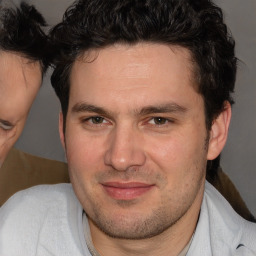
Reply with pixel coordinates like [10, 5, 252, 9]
[0, 51, 42, 166]
[61, 43, 221, 240]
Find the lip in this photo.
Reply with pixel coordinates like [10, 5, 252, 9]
[102, 182, 154, 200]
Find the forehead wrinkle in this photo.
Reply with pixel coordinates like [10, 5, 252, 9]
[119, 63, 150, 79]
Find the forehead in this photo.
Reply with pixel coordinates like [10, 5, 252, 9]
[69, 43, 200, 109]
[0, 50, 42, 120]
[76, 43, 195, 75]
[0, 50, 42, 86]
[0, 50, 41, 75]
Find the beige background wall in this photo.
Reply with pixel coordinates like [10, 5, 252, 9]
[14, 0, 256, 214]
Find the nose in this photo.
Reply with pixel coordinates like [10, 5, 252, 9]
[104, 125, 146, 171]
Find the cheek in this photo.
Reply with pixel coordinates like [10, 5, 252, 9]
[65, 132, 105, 176]
[147, 134, 189, 165]
[147, 131, 206, 176]
[0, 128, 18, 165]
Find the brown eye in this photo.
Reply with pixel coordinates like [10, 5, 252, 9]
[152, 117, 168, 125]
[91, 116, 105, 124]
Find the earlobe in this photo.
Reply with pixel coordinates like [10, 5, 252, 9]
[207, 101, 232, 160]
[59, 112, 66, 149]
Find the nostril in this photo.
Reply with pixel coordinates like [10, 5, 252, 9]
[104, 146, 146, 171]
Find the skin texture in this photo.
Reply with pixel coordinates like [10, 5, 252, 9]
[0, 51, 42, 167]
[60, 43, 231, 256]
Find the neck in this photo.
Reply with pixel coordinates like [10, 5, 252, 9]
[89, 185, 204, 256]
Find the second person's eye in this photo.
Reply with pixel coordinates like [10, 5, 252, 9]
[0, 120, 14, 131]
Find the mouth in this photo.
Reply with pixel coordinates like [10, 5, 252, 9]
[101, 182, 155, 200]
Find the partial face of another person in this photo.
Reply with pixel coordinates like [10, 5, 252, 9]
[0, 51, 42, 167]
[60, 43, 227, 240]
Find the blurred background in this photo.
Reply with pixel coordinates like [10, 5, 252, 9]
[13, 0, 256, 214]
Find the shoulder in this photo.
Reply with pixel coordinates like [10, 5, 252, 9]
[0, 184, 84, 255]
[0, 183, 76, 224]
[2, 183, 73, 207]
[204, 181, 256, 254]
[0, 183, 78, 222]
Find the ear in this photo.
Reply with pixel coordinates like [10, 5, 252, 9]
[59, 112, 66, 149]
[207, 101, 232, 160]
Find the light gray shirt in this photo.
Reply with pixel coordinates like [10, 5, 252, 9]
[0, 182, 255, 255]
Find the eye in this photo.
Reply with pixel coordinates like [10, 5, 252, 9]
[82, 116, 109, 125]
[90, 116, 106, 124]
[148, 117, 169, 125]
[0, 120, 13, 131]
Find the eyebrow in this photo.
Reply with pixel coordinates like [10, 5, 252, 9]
[71, 102, 187, 117]
[137, 103, 187, 116]
[72, 103, 112, 117]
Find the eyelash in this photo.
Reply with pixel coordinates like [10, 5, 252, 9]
[81, 116, 110, 125]
[147, 117, 174, 126]
[81, 116, 174, 127]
